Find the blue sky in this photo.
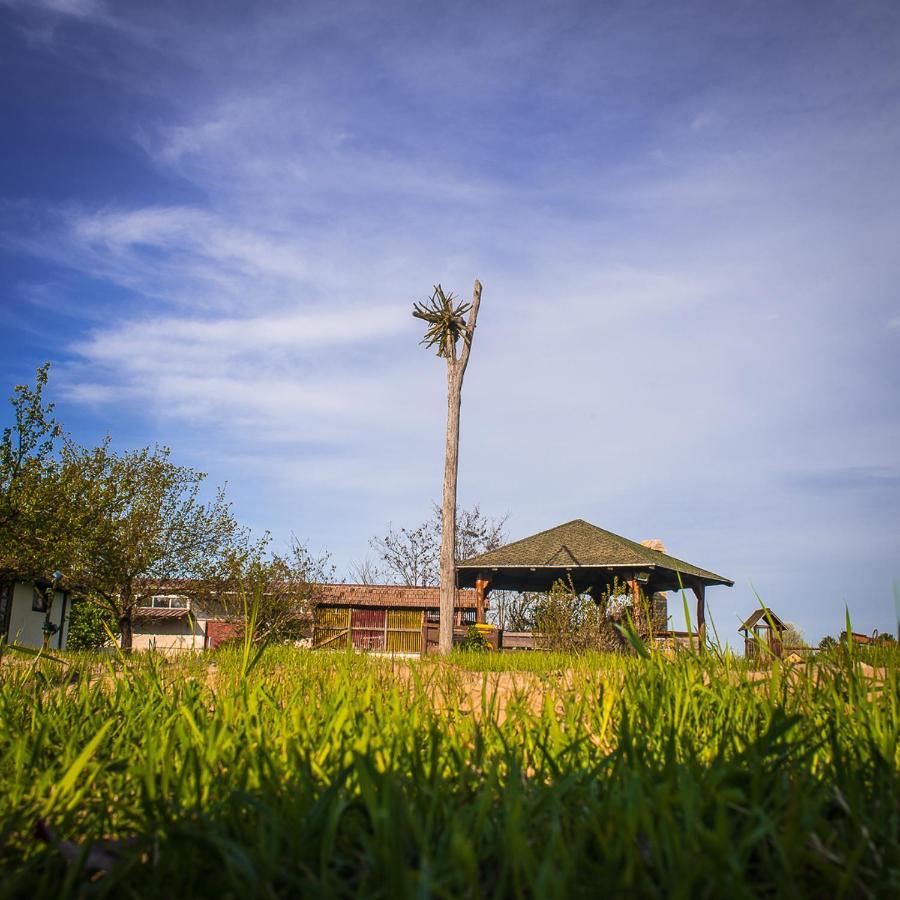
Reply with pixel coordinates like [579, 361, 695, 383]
[1, 0, 898, 642]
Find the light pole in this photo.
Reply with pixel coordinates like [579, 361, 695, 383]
[41, 570, 63, 650]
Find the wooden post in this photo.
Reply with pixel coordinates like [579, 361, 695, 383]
[627, 579, 644, 634]
[433, 280, 482, 655]
[475, 577, 490, 625]
[691, 582, 706, 651]
[770, 625, 783, 659]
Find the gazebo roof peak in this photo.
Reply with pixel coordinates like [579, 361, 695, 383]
[739, 608, 786, 632]
[457, 518, 733, 590]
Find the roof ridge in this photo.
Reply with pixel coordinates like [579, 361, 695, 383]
[457, 518, 589, 565]
[545, 543, 582, 566]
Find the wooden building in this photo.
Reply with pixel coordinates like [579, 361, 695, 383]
[131, 595, 215, 652]
[312, 584, 478, 654]
[130, 584, 479, 654]
[739, 608, 786, 660]
[457, 519, 732, 643]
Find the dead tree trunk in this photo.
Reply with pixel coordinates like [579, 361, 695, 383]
[438, 280, 482, 654]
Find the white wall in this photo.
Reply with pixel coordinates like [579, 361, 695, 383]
[131, 616, 208, 652]
[5, 582, 68, 650]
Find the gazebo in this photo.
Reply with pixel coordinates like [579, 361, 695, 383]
[739, 608, 786, 659]
[456, 519, 733, 643]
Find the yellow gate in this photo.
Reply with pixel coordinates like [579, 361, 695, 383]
[313, 607, 423, 653]
[313, 606, 351, 649]
[385, 609, 423, 654]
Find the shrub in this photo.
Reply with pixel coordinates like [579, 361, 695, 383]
[534, 576, 624, 652]
[65, 600, 117, 651]
[461, 624, 488, 651]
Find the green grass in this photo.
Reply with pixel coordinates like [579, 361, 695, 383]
[0, 644, 897, 898]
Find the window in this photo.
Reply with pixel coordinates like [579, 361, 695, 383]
[32, 587, 48, 613]
[461, 609, 476, 625]
[0, 582, 12, 636]
[146, 595, 189, 609]
[425, 608, 440, 623]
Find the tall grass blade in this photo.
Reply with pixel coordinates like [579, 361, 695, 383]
[43, 720, 114, 815]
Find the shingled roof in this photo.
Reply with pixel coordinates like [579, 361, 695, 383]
[739, 608, 785, 632]
[456, 519, 732, 593]
[317, 584, 479, 609]
[133, 607, 190, 621]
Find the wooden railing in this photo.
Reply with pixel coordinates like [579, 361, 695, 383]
[422, 625, 540, 653]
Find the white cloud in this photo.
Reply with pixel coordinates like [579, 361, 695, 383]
[72, 206, 211, 250]
[1, 0, 103, 17]
[70, 307, 408, 386]
[63, 301, 422, 445]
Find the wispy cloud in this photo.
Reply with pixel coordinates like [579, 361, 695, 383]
[65, 303, 417, 439]
[1, 0, 104, 18]
[786, 466, 900, 493]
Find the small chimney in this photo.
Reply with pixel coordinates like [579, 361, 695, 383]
[640, 538, 667, 554]
[640, 539, 669, 633]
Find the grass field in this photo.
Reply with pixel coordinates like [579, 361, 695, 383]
[0, 642, 897, 898]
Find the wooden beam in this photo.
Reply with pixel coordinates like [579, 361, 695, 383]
[691, 582, 706, 651]
[474, 577, 490, 625]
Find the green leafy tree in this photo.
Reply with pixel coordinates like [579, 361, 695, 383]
[412, 283, 483, 654]
[64, 442, 251, 652]
[534, 577, 603, 652]
[0, 366, 87, 646]
[0, 364, 62, 577]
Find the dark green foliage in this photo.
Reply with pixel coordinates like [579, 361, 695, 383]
[0, 648, 897, 897]
[64, 600, 117, 651]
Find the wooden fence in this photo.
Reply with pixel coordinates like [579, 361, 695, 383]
[313, 607, 424, 654]
[314, 608, 546, 655]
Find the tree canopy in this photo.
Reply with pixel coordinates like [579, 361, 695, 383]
[0, 364, 64, 580]
[62, 441, 253, 650]
[0, 367, 273, 651]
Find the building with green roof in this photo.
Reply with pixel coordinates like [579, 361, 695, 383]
[456, 518, 733, 641]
